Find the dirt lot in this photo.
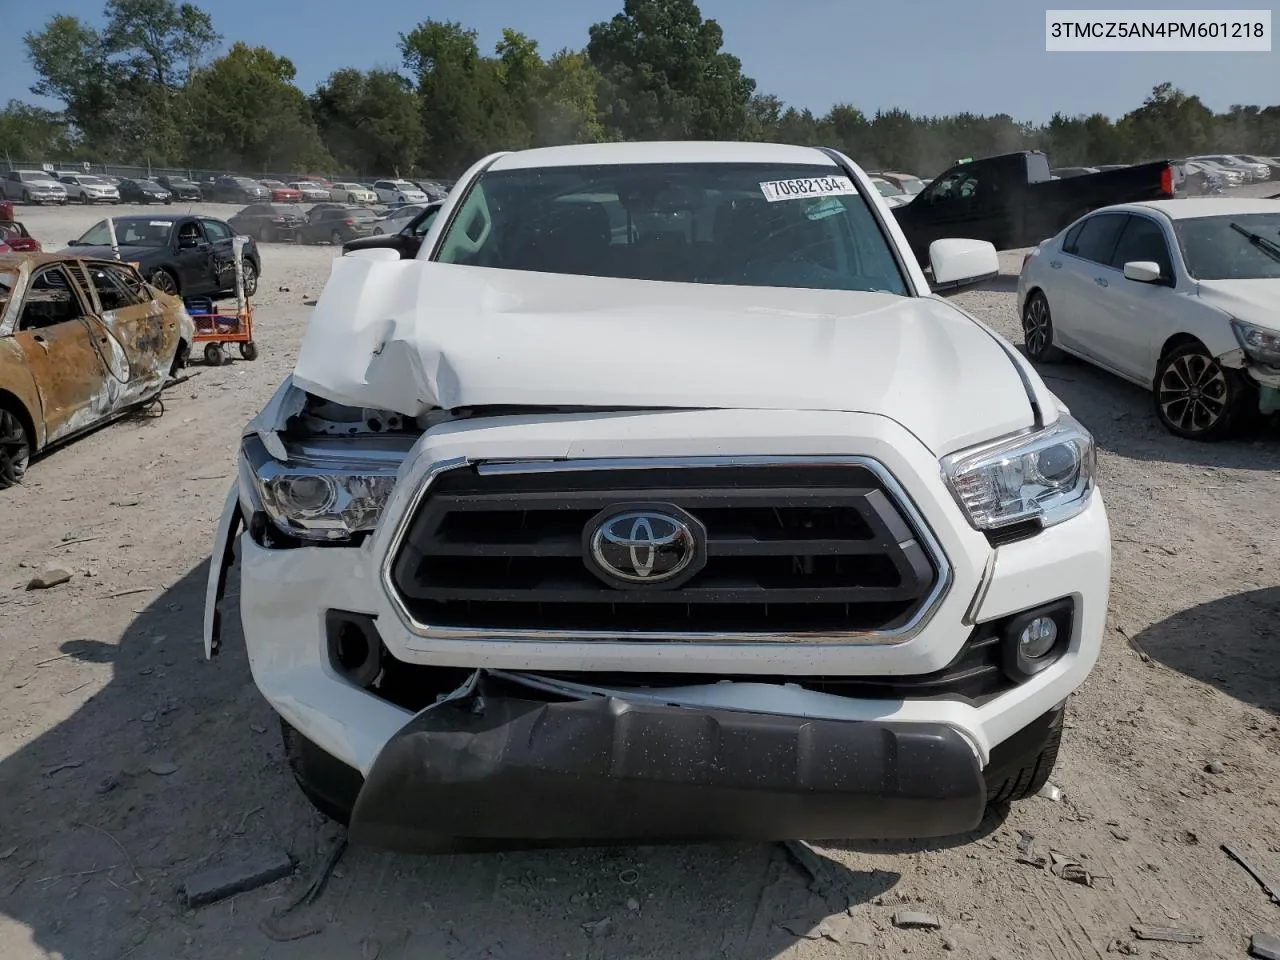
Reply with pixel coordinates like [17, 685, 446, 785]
[1, 193, 1278, 960]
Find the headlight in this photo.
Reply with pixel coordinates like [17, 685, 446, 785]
[941, 415, 1096, 531]
[1232, 319, 1280, 366]
[240, 434, 409, 542]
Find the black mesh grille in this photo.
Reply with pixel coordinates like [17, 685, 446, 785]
[389, 463, 941, 636]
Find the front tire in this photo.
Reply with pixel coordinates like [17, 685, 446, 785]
[148, 268, 179, 296]
[1154, 341, 1251, 441]
[0, 407, 32, 490]
[1022, 291, 1065, 363]
[984, 706, 1063, 806]
[280, 717, 361, 825]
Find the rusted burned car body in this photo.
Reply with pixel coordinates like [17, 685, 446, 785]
[0, 252, 192, 487]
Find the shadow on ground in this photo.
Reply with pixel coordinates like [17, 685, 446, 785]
[1132, 585, 1280, 715]
[0, 562, 903, 959]
[1021, 352, 1280, 470]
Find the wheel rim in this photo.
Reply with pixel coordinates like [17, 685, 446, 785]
[151, 271, 177, 295]
[1024, 296, 1050, 355]
[0, 410, 30, 486]
[1158, 352, 1228, 433]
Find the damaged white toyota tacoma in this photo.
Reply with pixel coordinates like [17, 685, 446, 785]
[204, 141, 1110, 852]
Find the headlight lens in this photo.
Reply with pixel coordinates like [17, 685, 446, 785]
[1232, 319, 1280, 366]
[941, 415, 1096, 530]
[240, 435, 408, 542]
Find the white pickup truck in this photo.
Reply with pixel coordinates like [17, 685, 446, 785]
[204, 141, 1110, 852]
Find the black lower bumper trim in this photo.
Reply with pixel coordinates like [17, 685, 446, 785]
[348, 675, 985, 852]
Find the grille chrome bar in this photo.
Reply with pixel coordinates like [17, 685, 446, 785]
[380, 456, 953, 645]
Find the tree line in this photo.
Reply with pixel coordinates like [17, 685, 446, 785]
[3, 0, 1279, 179]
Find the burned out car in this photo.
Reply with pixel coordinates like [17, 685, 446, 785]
[206, 141, 1109, 853]
[0, 254, 193, 488]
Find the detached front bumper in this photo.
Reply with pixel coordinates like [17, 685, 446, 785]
[349, 671, 985, 851]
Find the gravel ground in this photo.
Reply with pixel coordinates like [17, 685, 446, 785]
[0, 189, 1278, 960]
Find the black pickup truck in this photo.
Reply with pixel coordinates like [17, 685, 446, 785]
[892, 151, 1174, 264]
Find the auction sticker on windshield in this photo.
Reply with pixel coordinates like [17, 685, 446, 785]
[759, 176, 859, 202]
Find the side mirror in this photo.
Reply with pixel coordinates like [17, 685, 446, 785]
[929, 238, 999, 290]
[1122, 260, 1162, 283]
[341, 232, 422, 260]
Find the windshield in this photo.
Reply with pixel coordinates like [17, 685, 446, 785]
[346, 208, 377, 221]
[77, 175, 105, 185]
[433, 162, 908, 295]
[77, 219, 173, 247]
[1174, 213, 1280, 280]
[899, 178, 926, 195]
[871, 179, 902, 197]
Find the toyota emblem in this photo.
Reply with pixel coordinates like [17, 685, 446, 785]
[585, 506, 704, 587]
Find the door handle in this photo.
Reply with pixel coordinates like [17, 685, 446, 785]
[1094, 277, 1109, 287]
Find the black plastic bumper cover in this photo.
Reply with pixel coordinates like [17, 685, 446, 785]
[347, 675, 986, 852]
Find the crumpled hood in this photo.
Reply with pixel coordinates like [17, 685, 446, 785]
[1197, 278, 1280, 332]
[292, 257, 1035, 454]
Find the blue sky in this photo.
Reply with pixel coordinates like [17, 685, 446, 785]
[2, 0, 1275, 124]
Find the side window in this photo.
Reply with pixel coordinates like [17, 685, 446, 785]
[1066, 213, 1126, 264]
[86, 263, 147, 311]
[1062, 221, 1086, 251]
[924, 167, 976, 204]
[1109, 216, 1173, 278]
[411, 208, 440, 237]
[176, 220, 205, 247]
[201, 219, 232, 241]
[18, 266, 84, 331]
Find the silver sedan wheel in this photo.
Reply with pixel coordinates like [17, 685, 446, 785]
[1157, 351, 1228, 434]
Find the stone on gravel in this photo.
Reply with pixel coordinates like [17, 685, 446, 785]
[1252, 932, 1280, 960]
[1204, 761, 1225, 774]
[893, 911, 941, 930]
[26, 568, 72, 590]
[582, 917, 613, 938]
[148, 760, 179, 776]
[180, 848, 294, 907]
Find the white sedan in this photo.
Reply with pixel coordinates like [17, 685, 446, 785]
[372, 179, 428, 206]
[1018, 198, 1280, 440]
[329, 182, 378, 204]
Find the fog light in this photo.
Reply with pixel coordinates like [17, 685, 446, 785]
[999, 599, 1074, 683]
[1018, 616, 1058, 659]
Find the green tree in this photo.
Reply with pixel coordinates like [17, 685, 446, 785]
[587, 0, 756, 140]
[183, 43, 332, 171]
[25, 0, 219, 163]
[24, 16, 113, 149]
[534, 50, 607, 145]
[0, 101, 74, 159]
[312, 68, 422, 175]
[1118, 83, 1215, 159]
[401, 19, 526, 174]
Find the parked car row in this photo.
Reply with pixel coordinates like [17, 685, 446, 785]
[226, 202, 383, 244]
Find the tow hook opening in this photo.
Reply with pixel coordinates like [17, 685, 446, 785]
[325, 612, 382, 688]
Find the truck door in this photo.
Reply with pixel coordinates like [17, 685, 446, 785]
[894, 163, 986, 263]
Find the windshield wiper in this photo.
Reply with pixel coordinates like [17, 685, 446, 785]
[1230, 222, 1280, 262]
